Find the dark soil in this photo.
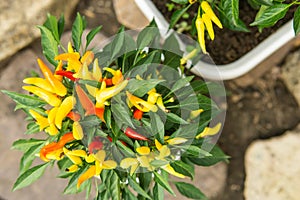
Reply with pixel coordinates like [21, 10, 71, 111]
[152, 0, 296, 65]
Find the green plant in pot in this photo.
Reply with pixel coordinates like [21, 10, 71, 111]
[135, 0, 300, 80]
[2, 13, 228, 199]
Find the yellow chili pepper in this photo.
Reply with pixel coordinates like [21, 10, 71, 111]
[195, 122, 221, 139]
[54, 52, 80, 61]
[201, 1, 223, 29]
[202, 13, 215, 40]
[37, 59, 67, 97]
[126, 91, 158, 112]
[54, 60, 64, 81]
[195, 17, 207, 54]
[92, 58, 102, 81]
[55, 96, 76, 129]
[23, 77, 55, 93]
[73, 121, 84, 140]
[23, 85, 61, 107]
[63, 147, 83, 165]
[67, 42, 74, 53]
[66, 164, 79, 172]
[189, 0, 197, 4]
[29, 109, 49, 130]
[80, 51, 94, 65]
[96, 80, 128, 106]
[104, 68, 124, 85]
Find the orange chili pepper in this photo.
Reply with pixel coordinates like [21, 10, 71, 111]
[66, 111, 81, 121]
[75, 84, 95, 116]
[133, 109, 143, 120]
[95, 107, 105, 122]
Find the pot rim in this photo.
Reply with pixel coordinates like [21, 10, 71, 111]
[134, 0, 295, 80]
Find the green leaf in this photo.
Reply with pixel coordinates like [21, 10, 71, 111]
[57, 14, 65, 39]
[116, 140, 135, 157]
[184, 145, 212, 157]
[134, 50, 162, 66]
[189, 145, 229, 166]
[293, 6, 300, 35]
[110, 171, 121, 200]
[170, 76, 194, 94]
[170, 160, 194, 179]
[72, 13, 86, 52]
[1, 90, 46, 108]
[153, 182, 164, 200]
[25, 122, 40, 134]
[137, 24, 159, 50]
[171, 0, 188, 4]
[169, 4, 192, 29]
[85, 25, 102, 50]
[166, 112, 188, 125]
[153, 171, 175, 196]
[219, 0, 249, 32]
[149, 112, 165, 143]
[248, 0, 273, 6]
[139, 172, 152, 192]
[128, 177, 152, 200]
[150, 160, 169, 168]
[37, 25, 58, 66]
[64, 165, 89, 194]
[13, 162, 49, 191]
[250, 3, 290, 27]
[124, 187, 138, 200]
[127, 79, 165, 97]
[111, 101, 135, 128]
[80, 115, 102, 127]
[12, 138, 44, 152]
[104, 108, 112, 129]
[19, 144, 44, 174]
[43, 14, 59, 43]
[111, 26, 125, 61]
[174, 182, 208, 199]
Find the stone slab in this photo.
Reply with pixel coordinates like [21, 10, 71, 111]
[0, 0, 79, 67]
[113, 0, 148, 29]
[281, 48, 300, 106]
[244, 125, 300, 200]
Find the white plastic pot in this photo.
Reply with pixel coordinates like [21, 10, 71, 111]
[134, 0, 295, 80]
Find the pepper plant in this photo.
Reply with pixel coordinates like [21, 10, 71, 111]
[169, 0, 300, 54]
[2, 13, 228, 199]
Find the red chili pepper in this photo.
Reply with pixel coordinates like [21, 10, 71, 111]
[55, 70, 77, 81]
[66, 111, 81, 121]
[133, 109, 143, 120]
[88, 137, 103, 154]
[75, 84, 95, 116]
[124, 127, 148, 141]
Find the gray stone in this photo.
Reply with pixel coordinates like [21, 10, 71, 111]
[244, 125, 300, 200]
[165, 162, 228, 200]
[0, 0, 79, 66]
[281, 48, 300, 106]
[113, 0, 148, 29]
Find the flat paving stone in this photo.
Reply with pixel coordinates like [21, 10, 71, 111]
[244, 125, 300, 200]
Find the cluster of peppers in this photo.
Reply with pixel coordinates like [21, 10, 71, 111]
[22, 40, 222, 189]
[190, 0, 223, 54]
